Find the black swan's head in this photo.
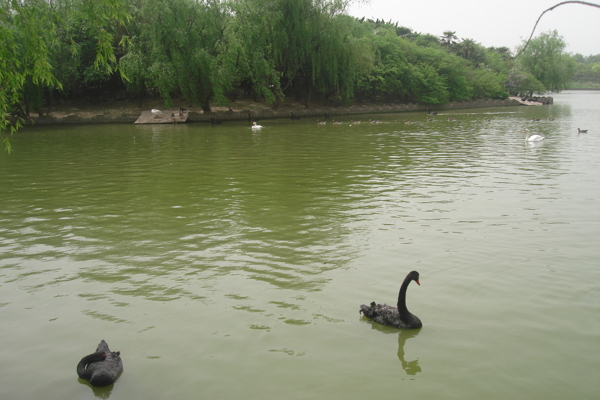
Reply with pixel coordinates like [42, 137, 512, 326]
[407, 270, 420, 285]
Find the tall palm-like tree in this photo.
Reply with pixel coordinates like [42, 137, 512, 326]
[440, 31, 458, 47]
[459, 38, 476, 60]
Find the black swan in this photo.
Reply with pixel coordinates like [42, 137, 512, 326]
[77, 340, 123, 387]
[360, 270, 422, 329]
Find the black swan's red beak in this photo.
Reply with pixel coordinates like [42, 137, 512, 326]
[415, 279, 420, 285]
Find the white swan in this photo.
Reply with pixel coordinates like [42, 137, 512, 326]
[526, 133, 544, 142]
[151, 109, 162, 118]
[251, 121, 262, 130]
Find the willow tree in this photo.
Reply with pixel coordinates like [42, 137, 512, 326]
[268, 0, 320, 96]
[226, 0, 285, 104]
[120, 0, 234, 112]
[1, 1, 57, 151]
[243, 0, 362, 104]
[307, 14, 372, 103]
[1, 0, 129, 152]
[517, 30, 574, 92]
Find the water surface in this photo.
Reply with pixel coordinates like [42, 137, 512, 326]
[1, 91, 599, 399]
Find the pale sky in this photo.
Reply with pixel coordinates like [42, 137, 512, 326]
[347, 0, 600, 56]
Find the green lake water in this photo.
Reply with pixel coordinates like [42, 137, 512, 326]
[1, 91, 599, 399]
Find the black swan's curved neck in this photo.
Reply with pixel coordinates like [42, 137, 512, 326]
[77, 351, 106, 379]
[397, 274, 415, 318]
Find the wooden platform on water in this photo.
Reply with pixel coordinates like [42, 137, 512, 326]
[508, 96, 544, 106]
[134, 110, 188, 124]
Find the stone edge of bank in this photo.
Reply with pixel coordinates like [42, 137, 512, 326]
[25, 97, 551, 126]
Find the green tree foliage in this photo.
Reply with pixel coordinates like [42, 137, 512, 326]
[570, 53, 600, 89]
[1, 0, 129, 152]
[469, 69, 508, 99]
[262, 0, 365, 104]
[120, 0, 232, 112]
[517, 30, 574, 92]
[1, 0, 59, 151]
[354, 25, 508, 104]
[440, 31, 458, 48]
[412, 33, 441, 48]
[488, 46, 513, 61]
[227, 0, 285, 104]
[4, 0, 559, 154]
[504, 67, 546, 96]
[308, 14, 367, 102]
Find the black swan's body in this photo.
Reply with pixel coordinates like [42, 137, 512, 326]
[360, 270, 422, 329]
[77, 340, 123, 387]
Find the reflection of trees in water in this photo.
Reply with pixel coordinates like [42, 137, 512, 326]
[63, 129, 386, 296]
[397, 329, 421, 375]
[9, 116, 568, 301]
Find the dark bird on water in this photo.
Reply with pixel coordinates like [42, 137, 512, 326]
[76, 340, 123, 387]
[360, 270, 422, 329]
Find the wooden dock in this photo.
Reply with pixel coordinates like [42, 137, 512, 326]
[508, 96, 544, 106]
[134, 110, 188, 124]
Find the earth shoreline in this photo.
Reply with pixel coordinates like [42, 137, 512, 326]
[23, 96, 542, 126]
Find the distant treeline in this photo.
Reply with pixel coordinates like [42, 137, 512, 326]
[570, 54, 600, 89]
[2, 0, 594, 121]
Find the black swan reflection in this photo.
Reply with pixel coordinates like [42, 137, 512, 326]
[77, 340, 123, 387]
[398, 329, 421, 375]
[360, 270, 422, 329]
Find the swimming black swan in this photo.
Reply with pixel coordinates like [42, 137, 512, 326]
[77, 340, 123, 387]
[360, 270, 422, 329]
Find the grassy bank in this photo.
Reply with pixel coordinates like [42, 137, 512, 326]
[568, 82, 600, 90]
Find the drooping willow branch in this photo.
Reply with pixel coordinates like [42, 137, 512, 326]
[515, 1, 600, 58]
